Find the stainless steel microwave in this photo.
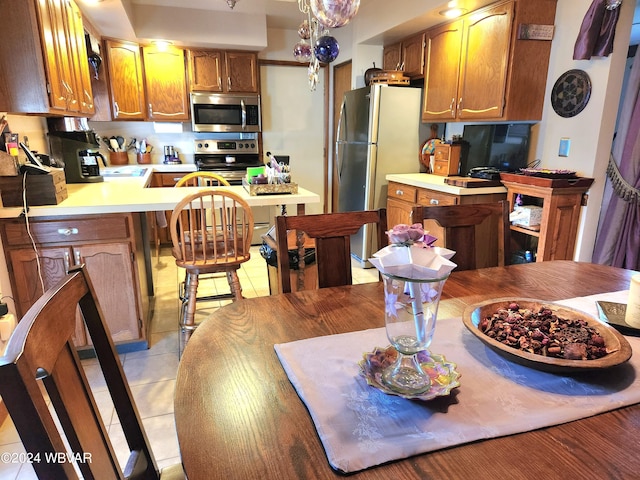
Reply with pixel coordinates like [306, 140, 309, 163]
[190, 92, 261, 133]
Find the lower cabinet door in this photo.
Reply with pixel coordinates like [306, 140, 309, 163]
[8, 246, 88, 346]
[77, 242, 142, 343]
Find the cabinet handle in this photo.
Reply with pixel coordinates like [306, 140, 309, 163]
[218, 76, 222, 88]
[149, 103, 153, 117]
[449, 98, 455, 117]
[430, 199, 439, 205]
[173, 177, 183, 182]
[74, 250, 82, 266]
[84, 90, 93, 109]
[457, 97, 463, 113]
[395, 189, 404, 196]
[64, 252, 70, 273]
[227, 77, 232, 90]
[114, 101, 120, 116]
[57, 228, 78, 236]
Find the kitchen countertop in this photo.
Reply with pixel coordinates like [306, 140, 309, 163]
[387, 173, 507, 195]
[0, 164, 321, 218]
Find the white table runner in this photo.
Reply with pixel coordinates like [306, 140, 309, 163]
[275, 291, 640, 473]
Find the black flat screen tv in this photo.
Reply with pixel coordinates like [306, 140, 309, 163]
[460, 124, 532, 176]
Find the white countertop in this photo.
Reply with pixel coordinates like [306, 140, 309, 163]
[387, 173, 507, 195]
[0, 165, 321, 218]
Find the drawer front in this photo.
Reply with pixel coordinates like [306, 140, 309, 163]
[417, 189, 458, 206]
[387, 182, 417, 203]
[158, 172, 186, 187]
[2, 216, 131, 246]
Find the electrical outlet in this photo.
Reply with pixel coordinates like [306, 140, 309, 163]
[559, 138, 571, 157]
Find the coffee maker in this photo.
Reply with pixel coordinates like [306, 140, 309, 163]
[48, 130, 105, 183]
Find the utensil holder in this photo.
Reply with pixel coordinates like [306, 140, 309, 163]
[137, 152, 151, 164]
[110, 152, 128, 165]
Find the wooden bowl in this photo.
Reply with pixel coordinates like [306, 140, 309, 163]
[463, 298, 632, 373]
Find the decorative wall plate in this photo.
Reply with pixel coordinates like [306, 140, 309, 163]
[551, 69, 592, 118]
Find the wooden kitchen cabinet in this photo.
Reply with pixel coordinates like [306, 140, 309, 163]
[188, 49, 259, 93]
[142, 44, 189, 121]
[422, 0, 557, 122]
[0, 0, 94, 115]
[401, 32, 426, 78]
[0, 213, 150, 352]
[387, 180, 506, 268]
[501, 177, 593, 262]
[104, 39, 146, 120]
[382, 32, 425, 78]
[382, 42, 402, 71]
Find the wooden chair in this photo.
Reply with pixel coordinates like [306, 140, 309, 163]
[174, 171, 231, 187]
[275, 209, 387, 293]
[411, 200, 510, 271]
[0, 265, 185, 480]
[170, 189, 254, 339]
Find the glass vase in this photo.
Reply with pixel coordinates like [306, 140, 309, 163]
[381, 273, 448, 395]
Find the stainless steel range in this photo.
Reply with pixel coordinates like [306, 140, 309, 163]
[194, 138, 263, 185]
[194, 138, 272, 245]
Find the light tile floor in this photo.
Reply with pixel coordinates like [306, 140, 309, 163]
[0, 245, 379, 479]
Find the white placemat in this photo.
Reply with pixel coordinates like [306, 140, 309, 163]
[275, 291, 639, 473]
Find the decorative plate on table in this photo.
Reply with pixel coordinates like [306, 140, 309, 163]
[463, 298, 632, 373]
[550, 69, 592, 118]
[596, 301, 640, 336]
[358, 346, 461, 401]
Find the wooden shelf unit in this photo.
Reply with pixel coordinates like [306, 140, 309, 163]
[501, 179, 593, 262]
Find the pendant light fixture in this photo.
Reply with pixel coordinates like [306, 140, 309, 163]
[293, 0, 360, 90]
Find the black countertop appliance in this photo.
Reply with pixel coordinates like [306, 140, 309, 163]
[48, 130, 105, 183]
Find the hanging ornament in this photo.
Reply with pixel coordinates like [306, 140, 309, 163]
[298, 19, 311, 40]
[310, 0, 360, 28]
[293, 40, 312, 63]
[314, 35, 340, 64]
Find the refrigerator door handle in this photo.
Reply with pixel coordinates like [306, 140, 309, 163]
[336, 98, 347, 180]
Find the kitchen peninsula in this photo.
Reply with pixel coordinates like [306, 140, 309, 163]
[386, 173, 507, 268]
[0, 166, 320, 353]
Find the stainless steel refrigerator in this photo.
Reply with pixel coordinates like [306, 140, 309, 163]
[335, 84, 421, 266]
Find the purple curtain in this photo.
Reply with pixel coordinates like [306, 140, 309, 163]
[573, 0, 621, 60]
[593, 52, 640, 270]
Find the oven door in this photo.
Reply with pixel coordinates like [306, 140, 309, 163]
[191, 93, 261, 133]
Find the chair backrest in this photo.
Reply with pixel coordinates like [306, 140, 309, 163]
[0, 265, 162, 479]
[411, 200, 510, 271]
[275, 209, 387, 293]
[170, 189, 254, 271]
[174, 172, 230, 187]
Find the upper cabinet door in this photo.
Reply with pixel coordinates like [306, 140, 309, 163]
[382, 42, 402, 71]
[457, 1, 513, 120]
[423, 20, 463, 121]
[401, 32, 425, 78]
[225, 51, 258, 93]
[64, 0, 94, 115]
[188, 49, 224, 92]
[142, 45, 189, 121]
[104, 39, 146, 120]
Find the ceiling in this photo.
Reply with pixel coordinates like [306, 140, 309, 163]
[76, 0, 498, 50]
[78, 0, 640, 51]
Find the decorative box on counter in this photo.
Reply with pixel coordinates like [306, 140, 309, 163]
[0, 169, 68, 207]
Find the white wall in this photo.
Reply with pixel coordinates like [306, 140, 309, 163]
[535, 0, 633, 261]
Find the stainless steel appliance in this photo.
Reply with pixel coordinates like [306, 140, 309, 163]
[194, 138, 270, 244]
[335, 84, 421, 265]
[48, 130, 105, 183]
[191, 92, 261, 133]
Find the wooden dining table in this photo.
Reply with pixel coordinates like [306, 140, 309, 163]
[174, 261, 639, 479]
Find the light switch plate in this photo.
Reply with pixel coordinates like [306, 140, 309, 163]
[559, 138, 570, 157]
